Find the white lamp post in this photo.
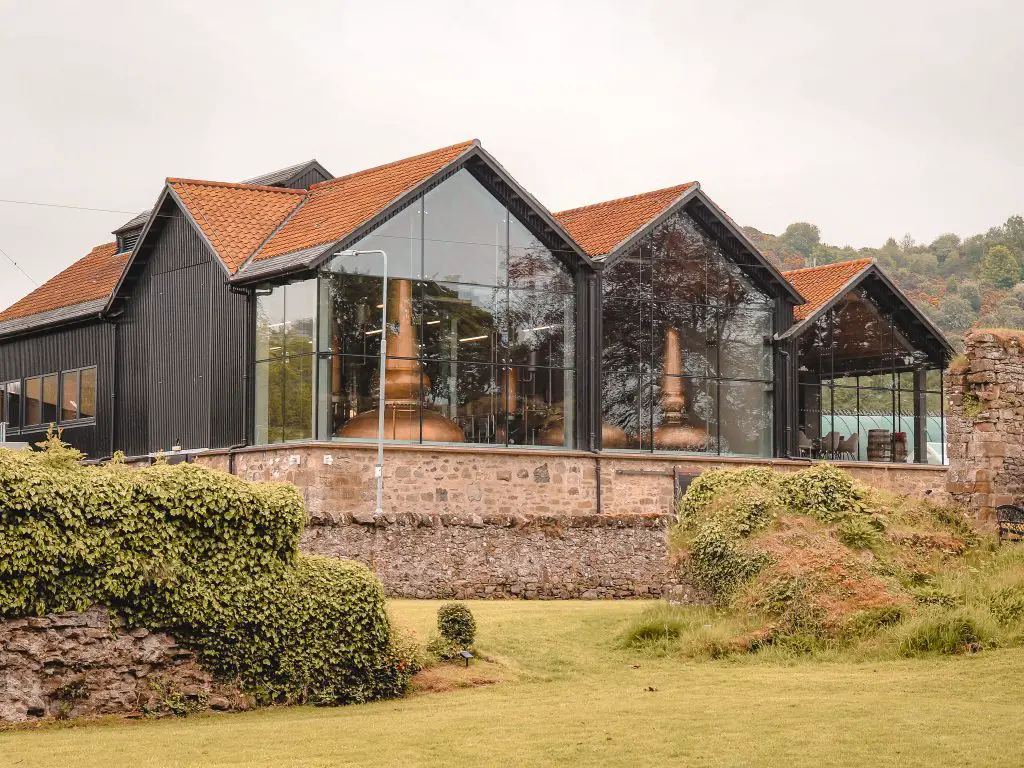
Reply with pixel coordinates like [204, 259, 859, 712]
[336, 248, 388, 515]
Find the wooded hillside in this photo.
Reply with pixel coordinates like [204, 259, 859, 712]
[745, 215, 1024, 350]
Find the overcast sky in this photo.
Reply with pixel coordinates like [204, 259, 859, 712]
[1, 0, 1022, 310]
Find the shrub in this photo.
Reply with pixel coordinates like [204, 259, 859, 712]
[780, 463, 863, 523]
[989, 588, 1024, 626]
[678, 468, 780, 525]
[437, 602, 476, 647]
[837, 516, 881, 549]
[0, 443, 410, 707]
[426, 635, 464, 662]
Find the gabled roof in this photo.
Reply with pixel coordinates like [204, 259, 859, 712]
[113, 209, 151, 234]
[783, 258, 874, 321]
[167, 179, 305, 274]
[554, 183, 697, 258]
[243, 159, 332, 188]
[252, 140, 478, 263]
[0, 242, 129, 335]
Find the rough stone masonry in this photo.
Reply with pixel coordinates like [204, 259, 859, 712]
[0, 607, 239, 723]
[946, 329, 1024, 523]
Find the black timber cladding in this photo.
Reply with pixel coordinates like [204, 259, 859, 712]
[114, 200, 248, 456]
[0, 320, 114, 458]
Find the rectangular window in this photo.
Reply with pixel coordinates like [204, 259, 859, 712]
[6, 381, 21, 429]
[42, 374, 58, 425]
[61, 370, 80, 421]
[24, 377, 42, 426]
[79, 368, 96, 419]
[0, 382, 5, 426]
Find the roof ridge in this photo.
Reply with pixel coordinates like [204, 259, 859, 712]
[309, 139, 478, 192]
[782, 257, 873, 277]
[553, 182, 697, 217]
[166, 178, 306, 195]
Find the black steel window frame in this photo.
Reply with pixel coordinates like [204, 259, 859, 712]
[2, 366, 98, 434]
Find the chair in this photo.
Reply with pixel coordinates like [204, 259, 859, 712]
[836, 432, 859, 460]
[821, 431, 842, 459]
[798, 430, 813, 457]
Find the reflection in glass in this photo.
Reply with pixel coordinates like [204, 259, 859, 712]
[5, 381, 21, 428]
[24, 377, 41, 425]
[79, 368, 96, 419]
[61, 369, 80, 421]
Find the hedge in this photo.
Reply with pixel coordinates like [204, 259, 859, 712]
[0, 438, 414, 705]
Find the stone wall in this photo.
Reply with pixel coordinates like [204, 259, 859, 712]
[0, 607, 239, 723]
[946, 330, 1024, 523]
[196, 443, 949, 521]
[193, 443, 947, 599]
[301, 510, 691, 599]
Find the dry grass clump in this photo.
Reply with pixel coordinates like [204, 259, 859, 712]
[618, 465, 1024, 661]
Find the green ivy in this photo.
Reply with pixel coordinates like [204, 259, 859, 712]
[0, 443, 413, 706]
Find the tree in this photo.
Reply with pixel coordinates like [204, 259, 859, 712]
[960, 281, 983, 312]
[982, 295, 1024, 329]
[979, 245, 1020, 288]
[930, 233, 961, 265]
[778, 222, 821, 258]
[934, 295, 976, 332]
[1005, 215, 1024, 255]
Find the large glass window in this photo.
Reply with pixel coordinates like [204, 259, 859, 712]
[255, 169, 578, 448]
[600, 209, 774, 456]
[254, 281, 316, 444]
[796, 286, 945, 464]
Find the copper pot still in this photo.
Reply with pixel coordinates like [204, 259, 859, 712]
[336, 279, 464, 442]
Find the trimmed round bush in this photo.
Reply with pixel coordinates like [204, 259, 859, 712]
[437, 602, 476, 647]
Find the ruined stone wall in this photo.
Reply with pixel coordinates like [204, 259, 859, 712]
[0, 607, 239, 723]
[946, 330, 1024, 523]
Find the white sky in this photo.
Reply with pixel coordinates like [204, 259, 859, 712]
[1, 0, 1022, 310]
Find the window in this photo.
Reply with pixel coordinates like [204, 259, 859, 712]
[24, 377, 43, 426]
[61, 370, 80, 421]
[4, 381, 21, 429]
[255, 169, 579, 448]
[600, 209, 774, 456]
[2, 367, 97, 432]
[57, 367, 97, 422]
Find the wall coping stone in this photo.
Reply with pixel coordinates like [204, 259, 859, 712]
[318, 511, 674, 529]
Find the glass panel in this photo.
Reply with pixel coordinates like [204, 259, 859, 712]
[282, 355, 314, 441]
[254, 360, 274, 445]
[652, 302, 716, 378]
[41, 375, 58, 425]
[508, 288, 574, 369]
[423, 169, 508, 286]
[508, 218, 572, 293]
[255, 286, 285, 361]
[24, 377, 41, 425]
[79, 368, 96, 419]
[719, 379, 773, 457]
[321, 274, 385, 358]
[601, 298, 645, 448]
[925, 367, 943, 392]
[650, 376, 717, 453]
[502, 366, 574, 448]
[650, 212, 711, 303]
[419, 282, 505, 364]
[322, 355, 379, 440]
[61, 370, 80, 421]
[6, 381, 21, 428]
[719, 307, 773, 381]
[602, 245, 647, 302]
[285, 280, 318, 357]
[422, 361, 501, 445]
[333, 202, 423, 280]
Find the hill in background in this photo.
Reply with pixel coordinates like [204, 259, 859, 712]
[745, 215, 1024, 350]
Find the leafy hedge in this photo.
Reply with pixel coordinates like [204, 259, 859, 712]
[0, 440, 414, 705]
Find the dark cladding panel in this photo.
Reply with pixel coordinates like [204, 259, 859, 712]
[0, 321, 113, 459]
[289, 167, 332, 190]
[210, 286, 248, 447]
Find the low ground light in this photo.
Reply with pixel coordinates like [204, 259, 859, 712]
[3, 600, 1024, 768]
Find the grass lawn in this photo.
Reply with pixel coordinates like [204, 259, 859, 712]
[4, 599, 1023, 767]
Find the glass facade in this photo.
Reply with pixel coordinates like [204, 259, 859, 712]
[0, 367, 95, 433]
[796, 286, 945, 464]
[600, 210, 774, 455]
[254, 169, 577, 448]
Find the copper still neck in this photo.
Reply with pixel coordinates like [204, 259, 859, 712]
[653, 326, 708, 450]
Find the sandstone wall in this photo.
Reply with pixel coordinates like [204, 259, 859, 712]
[196, 443, 949, 521]
[946, 330, 1024, 523]
[0, 607, 237, 723]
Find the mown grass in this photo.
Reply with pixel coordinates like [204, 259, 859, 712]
[5, 600, 1024, 767]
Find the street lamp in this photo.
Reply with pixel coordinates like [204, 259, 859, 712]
[336, 248, 388, 515]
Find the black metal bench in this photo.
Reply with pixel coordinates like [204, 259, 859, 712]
[995, 505, 1024, 542]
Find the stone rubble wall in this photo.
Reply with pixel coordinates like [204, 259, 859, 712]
[0, 607, 239, 724]
[946, 330, 1024, 524]
[301, 511, 695, 600]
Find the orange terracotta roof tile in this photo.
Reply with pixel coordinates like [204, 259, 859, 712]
[553, 183, 697, 257]
[167, 179, 304, 273]
[255, 140, 477, 261]
[783, 258, 873, 321]
[0, 242, 128, 322]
